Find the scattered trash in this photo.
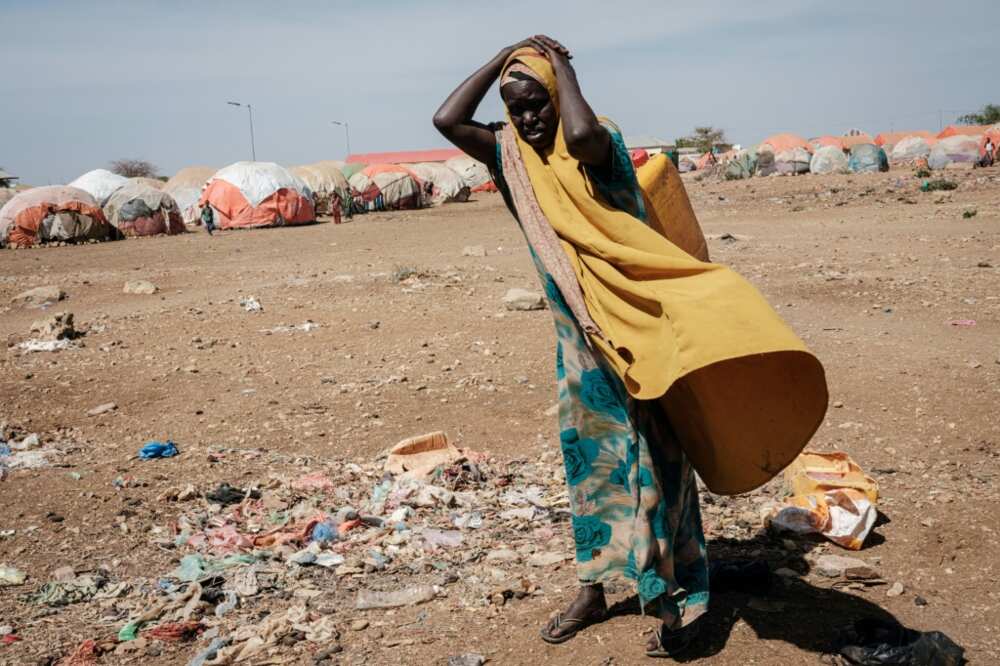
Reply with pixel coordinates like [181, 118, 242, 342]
[449, 654, 487, 666]
[835, 618, 964, 665]
[18, 338, 74, 353]
[292, 471, 335, 492]
[770, 451, 878, 550]
[386, 431, 463, 480]
[205, 483, 259, 506]
[146, 620, 203, 642]
[139, 440, 179, 460]
[0, 566, 25, 587]
[355, 585, 437, 609]
[240, 296, 263, 312]
[31, 573, 129, 607]
[171, 554, 257, 582]
[188, 636, 230, 666]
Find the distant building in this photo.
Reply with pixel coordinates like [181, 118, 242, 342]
[0, 169, 18, 188]
[624, 135, 675, 156]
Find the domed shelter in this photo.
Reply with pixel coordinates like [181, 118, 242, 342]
[723, 149, 756, 180]
[928, 135, 981, 170]
[68, 169, 127, 203]
[340, 163, 366, 180]
[199, 162, 315, 229]
[774, 147, 811, 175]
[102, 182, 185, 237]
[890, 136, 933, 164]
[841, 133, 874, 150]
[873, 130, 935, 151]
[758, 133, 812, 155]
[128, 177, 164, 190]
[164, 166, 216, 224]
[289, 165, 348, 220]
[937, 124, 989, 140]
[1, 186, 112, 248]
[406, 163, 470, 206]
[348, 165, 422, 211]
[445, 156, 494, 192]
[810, 136, 845, 151]
[848, 144, 889, 173]
[809, 145, 850, 174]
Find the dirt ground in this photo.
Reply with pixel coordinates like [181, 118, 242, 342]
[1, 167, 999, 665]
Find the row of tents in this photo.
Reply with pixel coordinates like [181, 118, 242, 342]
[0, 156, 496, 248]
[676, 124, 1000, 179]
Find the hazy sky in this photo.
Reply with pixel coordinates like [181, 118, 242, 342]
[2, 0, 996, 185]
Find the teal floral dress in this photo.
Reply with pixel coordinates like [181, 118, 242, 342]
[491, 125, 709, 629]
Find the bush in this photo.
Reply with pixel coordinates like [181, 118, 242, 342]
[921, 179, 957, 192]
[914, 168, 931, 178]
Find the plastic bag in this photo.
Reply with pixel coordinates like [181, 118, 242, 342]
[836, 618, 964, 665]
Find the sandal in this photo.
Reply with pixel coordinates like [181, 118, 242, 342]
[646, 622, 700, 658]
[539, 607, 607, 644]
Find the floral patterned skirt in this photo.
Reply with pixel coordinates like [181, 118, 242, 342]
[543, 268, 710, 629]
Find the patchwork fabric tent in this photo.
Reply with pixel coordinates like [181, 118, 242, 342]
[890, 136, 933, 163]
[811, 136, 845, 151]
[164, 167, 215, 224]
[1, 186, 112, 248]
[848, 144, 890, 173]
[758, 133, 812, 155]
[444, 156, 494, 192]
[289, 165, 348, 220]
[102, 182, 185, 237]
[340, 163, 366, 180]
[68, 169, 127, 203]
[774, 147, 812, 175]
[928, 135, 981, 170]
[348, 165, 422, 211]
[873, 131, 935, 149]
[406, 163, 470, 206]
[199, 162, 315, 229]
[809, 145, 850, 174]
[129, 177, 164, 190]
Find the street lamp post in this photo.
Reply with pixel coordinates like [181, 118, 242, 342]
[331, 120, 351, 157]
[227, 101, 256, 161]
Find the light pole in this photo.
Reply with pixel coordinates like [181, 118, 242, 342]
[227, 101, 256, 161]
[331, 120, 351, 157]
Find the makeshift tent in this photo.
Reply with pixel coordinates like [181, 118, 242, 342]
[1, 186, 112, 248]
[890, 136, 933, 163]
[289, 165, 347, 220]
[758, 133, 812, 155]
[755, 150, 777, 176]
[937, 124, 989, 139]
[445, 156, 495, 192]
[199, 162, 315, 229]
[928, 135, 981, 170]
[129, 177, 164, 190]
[695, 152, 717, 170]
[164, 166, 215, 224]
[340, 163, 366, 180]
[102, 182, 185, 237]
[873, 130, 935, 149]
[346, 149, 462, 164]
[841, 133, 874, 150]
[678, 155, 698, 173]
[811, 136, 845, 151]
[723, 149, 756, 180]
[774, 147, 811, 175]
[406, 163, 470, 206]
[809, 145, 850, 174]
[348, 165, 422, 211]
[68, 169, 127, 203]
[848, 144, 889, 173]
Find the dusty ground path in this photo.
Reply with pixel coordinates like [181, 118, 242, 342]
[1, 168, 999, 664]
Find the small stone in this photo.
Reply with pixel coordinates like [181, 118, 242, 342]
[123, 280, 157, 295]
[832, 401, 844, 408]
[350, 619, 369, 631]
[814, 554, 873, 579]
[86, 402, 118, 417]
[30, 312, 75, 340]
[462, 245, 487, 257]
[502, 288, 545, 311]
[886, 581, 905, 598]
[915, 595, 929, 606]
[11, 285, 65, 307]
[527, 552, 569, 567]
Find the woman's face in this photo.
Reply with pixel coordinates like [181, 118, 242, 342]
[501, 79, 558, 150]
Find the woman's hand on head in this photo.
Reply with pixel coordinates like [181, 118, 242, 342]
[530, 35, 573, 66]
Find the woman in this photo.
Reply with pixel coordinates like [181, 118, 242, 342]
[433, 36, 826, 658]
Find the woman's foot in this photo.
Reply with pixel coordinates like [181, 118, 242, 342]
[539, 583, 608, 644]
[645, 621, 699, 658]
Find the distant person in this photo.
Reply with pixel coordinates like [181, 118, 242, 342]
[434, 35, 826, 658]
[980, 138, 995, 168]
[200, 204, 215, 235]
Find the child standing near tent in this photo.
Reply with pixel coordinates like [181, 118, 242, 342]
[200, 204, 215, 235]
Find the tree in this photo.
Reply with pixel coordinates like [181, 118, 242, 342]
[109, 159, 159, 178]
[958, 104, 1000, 126]
[676, 126, 728, 154]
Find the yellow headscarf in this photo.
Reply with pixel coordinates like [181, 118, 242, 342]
[500, 48, 828, 495]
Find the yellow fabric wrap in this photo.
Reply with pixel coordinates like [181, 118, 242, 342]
[503, 49, 828, 494]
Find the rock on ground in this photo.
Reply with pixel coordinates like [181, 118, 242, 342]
[30, 312, 75, 340]
[11, 285, 65, 307]
[123, 280, 158, 295]
[502, 288, 545, 311]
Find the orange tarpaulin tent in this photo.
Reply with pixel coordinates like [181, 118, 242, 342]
[873, 130, 935, 147]
[811, 136, 845, 151]
[841, 133, 874, 150]
[937, 124, 990, 139]
[758, 133, 812, 154]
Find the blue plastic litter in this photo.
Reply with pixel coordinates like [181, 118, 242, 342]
[311, 521, 337, 543]
[0, 444, 11, 457]
[139, 440, 179, 459]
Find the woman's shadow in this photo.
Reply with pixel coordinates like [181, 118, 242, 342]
[607, 527, 904, 661]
